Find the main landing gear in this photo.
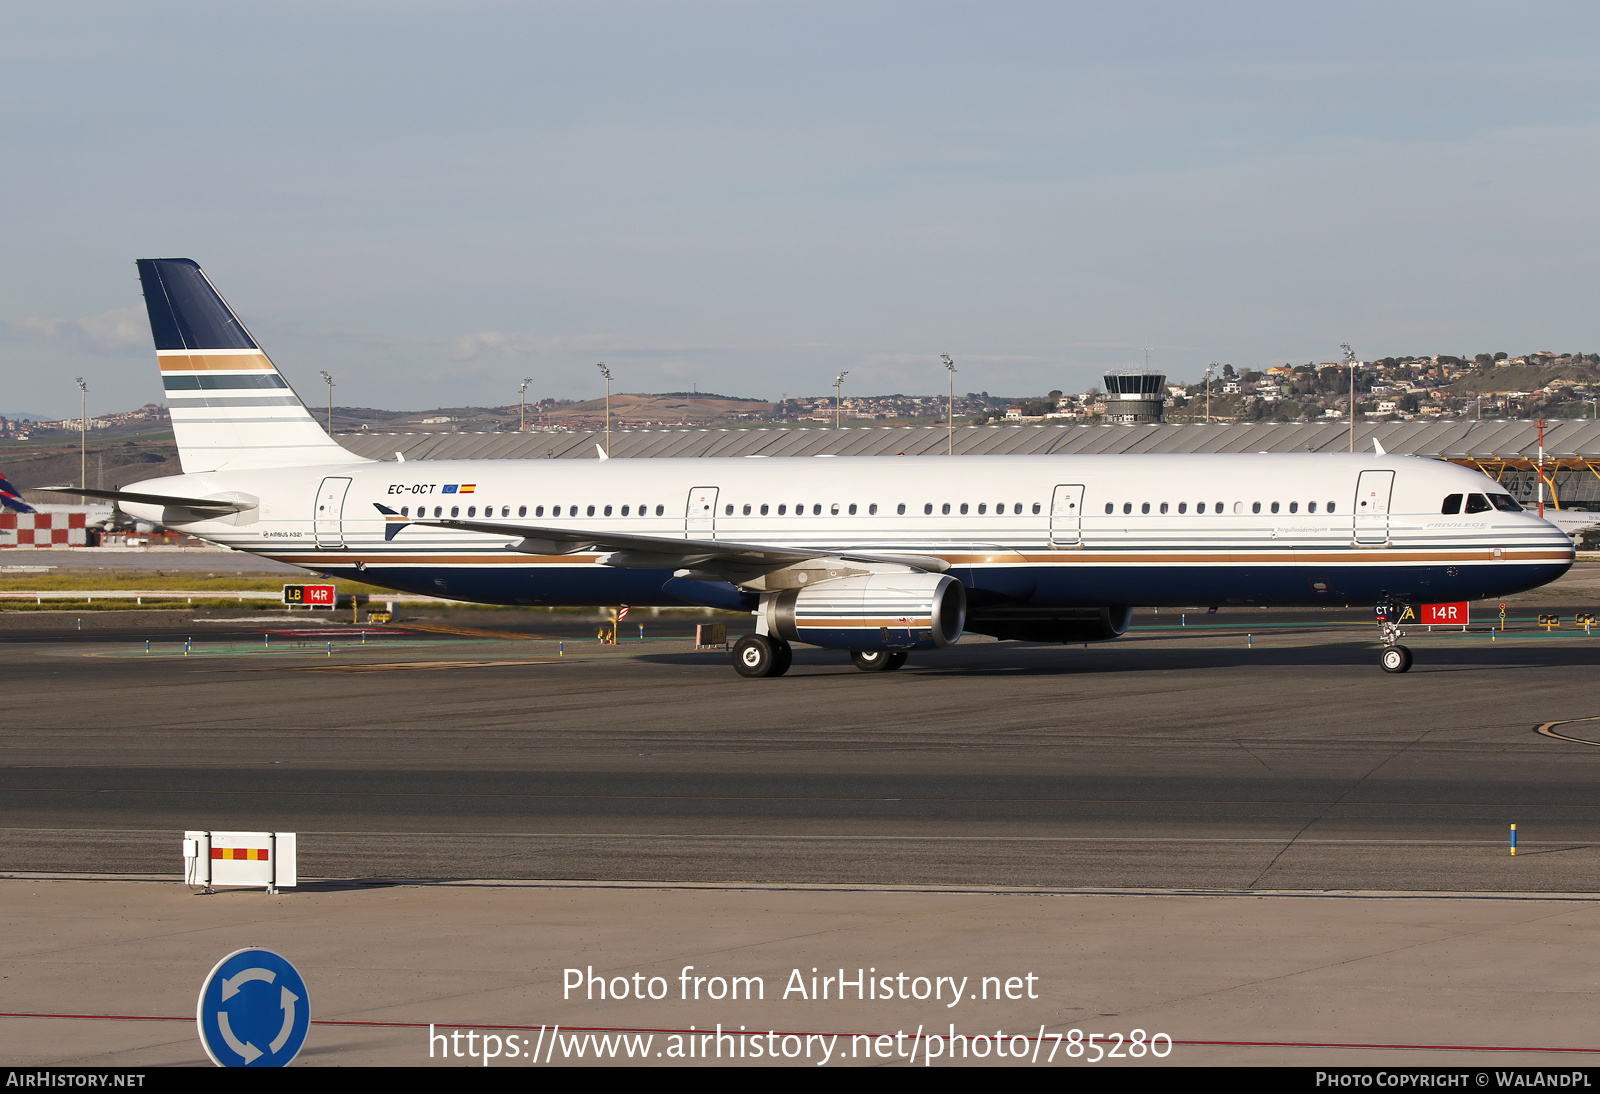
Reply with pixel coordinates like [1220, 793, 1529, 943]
[731, 634, 793, 678]
[850, 650, 908, 672]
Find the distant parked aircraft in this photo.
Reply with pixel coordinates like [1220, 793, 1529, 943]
[0, 473, 36, 513]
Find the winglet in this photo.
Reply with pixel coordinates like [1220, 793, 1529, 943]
[1373, 438, 1386, 455]
[596, 444, 609, 461]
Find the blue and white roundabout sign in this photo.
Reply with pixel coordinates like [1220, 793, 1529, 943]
[196, 947, 311, 1067]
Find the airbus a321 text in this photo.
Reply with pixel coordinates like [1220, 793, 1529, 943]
[46, 259, 1574, 677]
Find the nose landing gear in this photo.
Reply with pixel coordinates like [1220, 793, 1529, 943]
[1376, 600, 1413, 673]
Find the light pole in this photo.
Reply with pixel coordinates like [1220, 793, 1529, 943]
[519, 378, 533, 432]
[596, 363, 612, 455]
[941, 355, 957, 454]
[833, 371, 849, 429]
[74, 377, 87, 487]
[1203, 363, 1215, 424]
[319, 371, 334, 433]
[1341, 344, 1357, 452]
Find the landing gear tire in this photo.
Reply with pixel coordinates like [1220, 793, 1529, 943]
[885, 651, 908, 671]
[1380, 644, 1413, 673]
[850, 650, 897, 672]
[732, 634, 792, 678]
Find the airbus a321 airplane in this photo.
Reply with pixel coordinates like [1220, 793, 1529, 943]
[48, 259, 1574, 677]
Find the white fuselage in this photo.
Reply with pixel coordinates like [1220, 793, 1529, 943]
[119, 451, 1572, 613]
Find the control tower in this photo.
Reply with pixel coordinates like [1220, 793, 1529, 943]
[1102, 370, 1167, 423]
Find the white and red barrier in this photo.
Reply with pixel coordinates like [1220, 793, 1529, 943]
[0, 510, 88, 546]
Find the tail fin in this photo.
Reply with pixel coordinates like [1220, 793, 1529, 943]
[136, 259, 365, 472]
[0, 473, 36, 513]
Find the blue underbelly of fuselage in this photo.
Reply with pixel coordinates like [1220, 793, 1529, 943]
[309, 559, 1571, 612]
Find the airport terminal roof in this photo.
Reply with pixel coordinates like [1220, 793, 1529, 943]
[336, 419, 1600, 463]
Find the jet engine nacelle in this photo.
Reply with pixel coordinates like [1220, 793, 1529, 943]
[965, 605, 1133, 644]
[764, 572, 967, 651]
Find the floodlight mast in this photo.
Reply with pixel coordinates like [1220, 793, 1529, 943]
[319, 371, 334, 433]
[596, 363, 612, 455]
[519, 378, 533, 432]
[74, 377, 87, 487]
[833, 371, 848, 429]
[1203, 363, 1215, 424]
[1341, 344, 1357, 452]
[941, 355, 957, 454]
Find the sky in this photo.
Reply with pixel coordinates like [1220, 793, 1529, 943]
[3, 2, 1600, 418]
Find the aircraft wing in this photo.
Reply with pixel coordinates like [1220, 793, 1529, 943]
[378, 504, 950, 575]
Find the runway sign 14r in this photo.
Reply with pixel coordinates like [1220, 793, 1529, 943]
[1421, 602, 1469, 625]
[283, 584, 336, 607]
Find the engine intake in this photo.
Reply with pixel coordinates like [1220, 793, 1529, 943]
[765, 572, 967, 651]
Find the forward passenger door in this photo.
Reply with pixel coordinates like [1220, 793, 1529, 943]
[1354, 470, 1394, 545]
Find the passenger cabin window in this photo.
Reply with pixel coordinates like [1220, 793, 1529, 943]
[1308, 502, 1317, 513]
[761, 504, 769, 515]
[655, 504, 665, 516]
[778, 504, 787, 515]
[1465, 493, 1492, 514]
[869, 504, 878, 515]
[1178, 502, 1187, 514]
[1032, 503, 1041, 514]
[1196, 502, 1206, 514]
[813, 504, 822, 515]
[1105, 503, 1114, 514]
[924, 504, 933, 515]
[725, 504, 734, 516]
[1289, 502, 1298, 513]
[1122, 503, 1132, 514]
[897, 504, 906, 515]
[849, 504, 857, 515]
[1252, 502, 1261, 514]
[942, 503, 952, 515]
[1140, 503, 1150, 514]
[959, 503, 968, 515]
[1160, 502, 1168, 514]
[1327, 502, 1336, 513]
[1270, 502, 1279, 514]
[978, 503, 987, 515]
[450, 506, 460, 517]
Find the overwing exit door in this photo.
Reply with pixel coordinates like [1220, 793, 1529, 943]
[1050, 484, 1085, 547]
[314, 477, 351, 548]
[685, 487, 719, 539]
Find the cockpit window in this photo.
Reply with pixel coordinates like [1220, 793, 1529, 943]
[1488, 493, 1523, 512]
[1441, 494, 1462, 515]
[1465, 493, 1492, 514]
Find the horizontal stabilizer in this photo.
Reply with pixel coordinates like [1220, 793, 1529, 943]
[39, 486, 256, 514]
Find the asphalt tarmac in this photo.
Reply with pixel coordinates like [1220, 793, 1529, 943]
[6, 590, 1600, 891]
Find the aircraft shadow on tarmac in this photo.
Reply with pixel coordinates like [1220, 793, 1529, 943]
[629, 640, 1597, 676]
